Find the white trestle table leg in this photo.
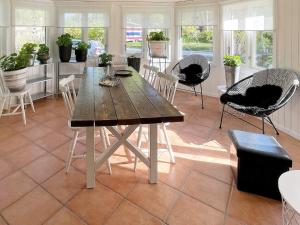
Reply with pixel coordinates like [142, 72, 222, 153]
[149, 124, 158, 184]
[86, 126, 95, 188]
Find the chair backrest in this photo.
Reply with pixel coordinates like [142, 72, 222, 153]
[0, 70, 9, 97]
[156, 72, 179, 104]
[143, 64, 159, 87]
[59, 75, 77, 119]
[171, 54, 210, 80]
[250, 69, 299, 103]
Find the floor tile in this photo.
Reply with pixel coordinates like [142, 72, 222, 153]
[224, 216, 248, 225]
[44, 207, 86, 225]
[44, 117, 68, 130]
[182, 170, 230, 212]
[2, 186, 62, 225]
[0, 171, 37, 211]
[67, 182, 122, 225]
[52, 141, 86, 162]
[0, 135, 30, 157]
[35, 133, 70, 152]
[5, 143, 46, 169]
[30, 111, 57, 124]
[227, 186, 282, 225]
[0, 216, 7, 225]
[127, 181, 179, 221]
[0, 158, 16, 180]
[167, 193, 224, 225]
[22, 154, 64, 183]
[42, 167, 85, 203]
[106, 200, 163, 225]
[0, 127, 15, 141]
[21, 125, 53, 141]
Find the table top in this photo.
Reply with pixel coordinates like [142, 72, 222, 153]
[278, 170, 300, 213]
[71, 67, 184, 127]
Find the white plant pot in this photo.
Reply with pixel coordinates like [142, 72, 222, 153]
[224, 65, 240, 88]
[148, 41, 168, 57]
[3, 68, 28, 92]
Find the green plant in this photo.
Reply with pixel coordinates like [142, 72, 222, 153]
[37, 44, 49, 55]
[56, 33, 73, 47]
[19, 43, 37, 56]
[99, 53, 113, 65]
[75, 42, 90, 50]
[223, 55, 242, 67]
[147, 31, 169, 41]
[0, 53, 30, 71]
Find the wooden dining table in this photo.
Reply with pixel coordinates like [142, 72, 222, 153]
[71, 67, 184, 188]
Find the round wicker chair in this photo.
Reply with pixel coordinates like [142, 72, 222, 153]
[219, 68, 299, 134]
[171, 54, 210, 109]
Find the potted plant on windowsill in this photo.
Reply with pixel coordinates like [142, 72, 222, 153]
[223, 55, 242, 88]
[19, 43, 37, 66]
[98, 53, 113, 67]
[56, 33, 73, 62]
[75, 42, 90, 62]
[0, 53, 30, 92]
[37, 44, 50, 64]
[147, 31, 169, 57]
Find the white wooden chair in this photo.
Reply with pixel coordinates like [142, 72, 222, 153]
[59, 75, 112, 174]
[142, 64, 159, 88]
[0, 70, 35, 125]
[134, 72, 179, 170]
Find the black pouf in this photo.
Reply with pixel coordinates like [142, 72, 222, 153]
[228, 130, 292, 200]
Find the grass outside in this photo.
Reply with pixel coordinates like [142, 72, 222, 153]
[126, 41, 142, 49]
[182, 42, 213, 51]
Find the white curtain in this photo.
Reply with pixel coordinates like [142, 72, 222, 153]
[122, 7, 171, 29]
[176, 6, 217, 26]
[12, 1, 55, 27]
[58, 7, 110, 28]
[0, 0, 11, 27]
[222, 0, 273, 31]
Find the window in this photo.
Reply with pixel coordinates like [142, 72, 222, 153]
[125, 28, 143, 55]
[222, 0, 274, 69]
[176, 6, 217, 61]
[15, 27, 46, 51]
[180, 26, 214, 61]
[59, 10, 109, 57]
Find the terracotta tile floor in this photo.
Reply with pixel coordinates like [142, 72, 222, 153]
[0, 91, 298, 225]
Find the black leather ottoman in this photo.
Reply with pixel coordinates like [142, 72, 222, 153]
[228, 130, 292, 200]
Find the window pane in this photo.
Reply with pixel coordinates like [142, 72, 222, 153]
[88, 28, 106, 56]
[15, 26, 45, 51]
[64, 27, 82, 48]
[181, 26, 213, 61]
[125, 28, 143, 55]
[233, 31, 248, 64]
[255, 31, 273, 68]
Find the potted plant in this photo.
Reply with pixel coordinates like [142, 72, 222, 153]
[56, 33, 73, 62]
[19, 43, 37, 66]
[147, 31, 169, 57]
[98, 53, 113, 67]
[37, 44, 50, 64]
[75, 42, 90, 62]
[127, 54, 141, 72]
[0, 53, 30, 92]
[223, 55, 242, 88]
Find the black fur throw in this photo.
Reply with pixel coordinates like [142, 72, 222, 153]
[180, 64, 202, 81]
[220, 85, 283, 109]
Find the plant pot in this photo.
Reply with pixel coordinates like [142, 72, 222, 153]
[127, 57, 141, 72]
[98, 63, 108, 67]
[148, 41, 168, 57]
[75, 49, 87, 62]
[59, 44, 72, 62]
[225, 65, 240, 88]
[3, 68, 27, 92]
[37, 53, 49, 64]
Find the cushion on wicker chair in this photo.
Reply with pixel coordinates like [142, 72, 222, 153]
[221, 84, 282, 109]
[179, 64, 202, 82]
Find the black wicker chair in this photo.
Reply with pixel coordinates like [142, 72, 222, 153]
[219, 68, 299, 134]
[171, 54, 210, 109]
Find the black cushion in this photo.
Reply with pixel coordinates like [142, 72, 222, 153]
[180, 64, 202, 82]
[228, 130, 292, 166]
[220, 85, 282, 109]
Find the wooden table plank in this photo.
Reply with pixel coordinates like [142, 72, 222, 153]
[93, 68, 118, 126]
[71, 67, 95, 127]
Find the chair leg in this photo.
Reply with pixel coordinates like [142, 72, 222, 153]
[27, 92, 35, 112]
[100, 128, 112, 175]
[66, 130, 79, 173]
[262, 117, 265, 134]
[219, 105, 225, 129]
[192, 86, 197, 96]
[266, 116, 280, 135]
[19, 95, 26, 125]
[133, 156, 138, 171]
[161, 123, 175, 163]
[7, 96, 11, 113]
[200, 83, 204, 109]
[0, 96, 6, 119]
[137, 125, 143, 148]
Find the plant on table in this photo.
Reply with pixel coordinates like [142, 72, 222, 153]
[75, 42, 90, 62]
[19, 43, 37, 66]
[56, 33, 73, 62]
[99, 53, 113, 67]
[37, 44, 50, 64]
